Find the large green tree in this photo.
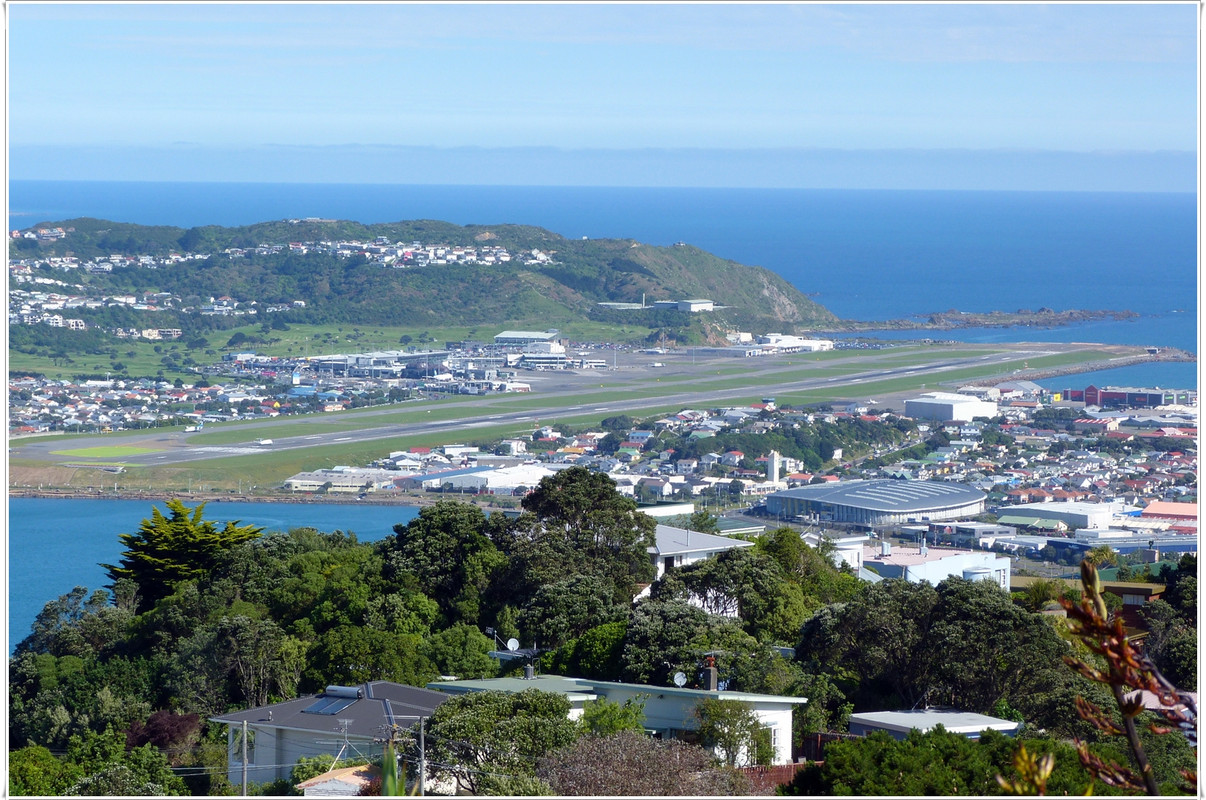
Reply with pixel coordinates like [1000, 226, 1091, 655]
[384, 500, 506, 626]
[516, 466, 656, 602]
[424, 689, 578, 795]
[102, 499, 263, 611]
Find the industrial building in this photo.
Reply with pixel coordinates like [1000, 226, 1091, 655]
[862, 540, 1012, 591]
[1060, 385, 1197, 409]
[905, 392, 999, 422]
[766, 480, 987, 526]
[493, 330, 561, 345]
[998, 500, 1120, 531]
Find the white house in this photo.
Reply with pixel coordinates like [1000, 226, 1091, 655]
[428, 674, 807, 766]
[645, 524, 755, 587]
[848, 709, 1021, 740]
[209, 682, 447, 785]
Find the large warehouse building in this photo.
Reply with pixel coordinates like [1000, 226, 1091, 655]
[766, 479, 987, 526]
[905, 392, 998, 422]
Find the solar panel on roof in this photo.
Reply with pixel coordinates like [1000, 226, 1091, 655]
[302, 696, 358, 715]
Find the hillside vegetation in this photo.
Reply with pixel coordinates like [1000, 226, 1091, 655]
[13, 218, 837, 333]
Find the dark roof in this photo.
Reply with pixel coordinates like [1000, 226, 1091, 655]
[210, 681, 447, 740]
[770, 479, 985, 513]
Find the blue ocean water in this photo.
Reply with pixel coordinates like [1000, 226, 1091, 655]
[9, 181, 1197, 354]
[7, 497, 418, 653]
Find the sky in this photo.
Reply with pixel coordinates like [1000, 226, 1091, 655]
[6, 3, 1200, 189]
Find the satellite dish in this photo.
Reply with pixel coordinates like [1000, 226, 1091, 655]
[506, 638, 520, 652]
[673, 671, 687, 687]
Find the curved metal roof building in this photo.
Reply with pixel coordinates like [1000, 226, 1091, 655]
[767, 479, 987, 526]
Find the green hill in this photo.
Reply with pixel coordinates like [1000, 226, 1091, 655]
[11, 218, 838, 333]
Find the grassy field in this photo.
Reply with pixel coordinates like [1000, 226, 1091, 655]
[49, 445, 163, 458]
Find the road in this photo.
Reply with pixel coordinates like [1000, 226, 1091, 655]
[11, 341, 1107, 469]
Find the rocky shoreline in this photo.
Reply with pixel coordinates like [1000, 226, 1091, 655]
[814, 307, 1141, 333]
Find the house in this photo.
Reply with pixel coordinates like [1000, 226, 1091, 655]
[209, 682, 447, 785]
[296, 764, 381, 797]
[427, 673, 807, 766]
[848, 709, 1021, 740]
[646, 524, 755, 586]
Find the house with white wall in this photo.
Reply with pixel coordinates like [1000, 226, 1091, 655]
[644, 524, 755, 589]
[427, 674, 807, 766]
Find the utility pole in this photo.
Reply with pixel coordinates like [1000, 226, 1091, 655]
[241, 720, 248, 796]
[418, 718, 427, 796]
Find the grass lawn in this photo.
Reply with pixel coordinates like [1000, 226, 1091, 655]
[50, 445, 162, 458]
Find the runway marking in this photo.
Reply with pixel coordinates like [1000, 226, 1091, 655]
[334, 437, 352, 442]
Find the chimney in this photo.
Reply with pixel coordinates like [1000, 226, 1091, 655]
[704, 665, 719, 692]
[523, 663, 535, 681]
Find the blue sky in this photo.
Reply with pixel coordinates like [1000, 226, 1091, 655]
[7, 3, 1199, 188]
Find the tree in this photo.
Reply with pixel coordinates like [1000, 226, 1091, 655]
[516, 573, 628, 649]
[537, 730, 749, 796]
[693, 697, 773, 767]
[9, 745, 79, 796]
[620, 599, 711, 685]
[783, 728, 1098, 796]
[102, 499, 263, 611]
[419, 623, 498, 680]
[797, 578, 940, 710]
[667, 509, 721, 534]
[653, 547, 806, 643]
[384, 500, 506, 626]
[577, 696, 647, 737]
[518, 466, 656, 602]
[424, 689, 578, 795]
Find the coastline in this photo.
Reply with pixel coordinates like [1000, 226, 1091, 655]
[5, 487, 511, 510]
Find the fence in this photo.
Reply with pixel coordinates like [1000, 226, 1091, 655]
[796, 731, 862, 762]
[739, 763, 813, 795]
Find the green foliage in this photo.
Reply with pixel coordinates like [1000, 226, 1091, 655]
[17, 217, 835, 330]
[103, 499, 263, 611]
[59, 726, 187, 796]
[785, 728, 1074, 796]
[797, 577, 1095, 739]
[666, 509, 722, 534]
[385, 501, 506, 627]
[419, 623, 498, 680]
[9, 745, 79, 796]
[306, 625, 432, 688]
[424, 689, 578, 795]
[620, 599, 711, 685]
[652, 547, 807, 643]
[516, 466, 657, 603]
[578, 696, 647, 737]
[516, 573, 629, 650]
[693, 697, 773, 767]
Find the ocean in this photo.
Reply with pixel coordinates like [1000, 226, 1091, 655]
[7, 497, 419, 653]
[6, 181, 1198, 649]
[8, 180, 1198, 353]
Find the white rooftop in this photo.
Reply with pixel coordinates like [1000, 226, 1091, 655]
[850, 709, 1021, 736]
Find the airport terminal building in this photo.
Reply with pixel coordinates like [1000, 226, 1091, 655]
[767, 479, 987, 526]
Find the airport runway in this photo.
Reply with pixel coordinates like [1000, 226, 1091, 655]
[14, 343, 1071, 469]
